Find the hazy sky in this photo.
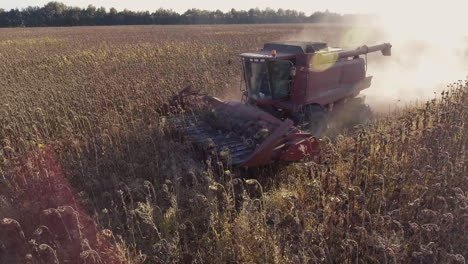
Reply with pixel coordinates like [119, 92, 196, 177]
[2, 0, 386, 14]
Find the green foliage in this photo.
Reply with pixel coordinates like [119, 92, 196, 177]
[0, 1, 369, 27]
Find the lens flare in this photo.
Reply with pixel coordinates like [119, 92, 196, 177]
[309, 52, 339, 72]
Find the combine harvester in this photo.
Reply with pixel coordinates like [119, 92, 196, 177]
[165, 41, 392, 167]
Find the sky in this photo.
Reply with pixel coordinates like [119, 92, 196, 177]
[2, 0, 387, 14]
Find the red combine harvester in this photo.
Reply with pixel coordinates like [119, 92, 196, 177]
[166, 41, 392, 167]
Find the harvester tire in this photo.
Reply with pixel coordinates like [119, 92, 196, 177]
[304, 105, 328, 137]
[356, 104, 373, 124]
[327, 99, 373, 134]
[341, 101, 373, 127]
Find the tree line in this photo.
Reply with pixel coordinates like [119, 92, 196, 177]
[0, 2, 368, 27]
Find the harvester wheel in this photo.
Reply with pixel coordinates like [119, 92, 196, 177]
[303, 105, 328, 137]
[355, 104, 373, 124]
[327, 99, 373, 134]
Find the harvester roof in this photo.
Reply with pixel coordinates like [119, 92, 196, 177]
[239, 50, 296, 60]
[239, 41, 329, 60]
[264, 41, 328, 54]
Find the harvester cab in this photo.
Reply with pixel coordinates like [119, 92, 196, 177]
[165, 41, 392, 167]
[240, 41, 328, 102]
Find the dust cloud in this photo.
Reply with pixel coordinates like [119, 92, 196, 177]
[363, 2, 468, 111]
[283, 2, 468, 112]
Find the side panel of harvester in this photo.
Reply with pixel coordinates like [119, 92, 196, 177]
[281, 43, 391, 108]
[302, 56, 369, 106]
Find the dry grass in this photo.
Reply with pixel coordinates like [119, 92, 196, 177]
[0, 24, 466, 263]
